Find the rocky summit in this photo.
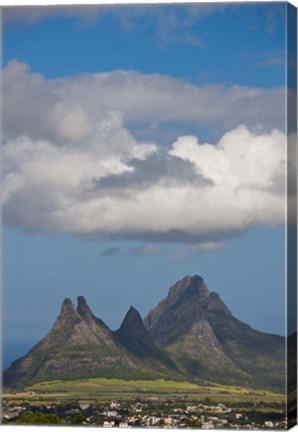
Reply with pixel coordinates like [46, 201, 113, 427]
[145, 275, 285, 391]
[4, 297, 176, 388]
[3, 275, 285, 392]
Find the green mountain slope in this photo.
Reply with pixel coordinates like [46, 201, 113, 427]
[4, 297, 177, 388]
[4, 275, 285, 392]
[144, 275, 285, 392]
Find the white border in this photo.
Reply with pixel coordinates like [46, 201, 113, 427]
[0, 1, 297, 432]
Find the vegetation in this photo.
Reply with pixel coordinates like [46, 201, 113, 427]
[28, 377, 200, 392]
[4, 277, 285, 393]
[14, 412, 64, 424]
[28, 377, 281, 396]
[2, 377, 279, 406]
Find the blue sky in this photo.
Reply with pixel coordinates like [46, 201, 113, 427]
[3, 3, 286, 86]
[2, 3, 289, 360]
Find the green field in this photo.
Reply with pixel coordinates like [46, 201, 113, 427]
[3, 377, 280, 405]
[28, 377, 199, 392]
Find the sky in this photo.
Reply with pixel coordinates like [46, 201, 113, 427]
[1, 3, 291, 362]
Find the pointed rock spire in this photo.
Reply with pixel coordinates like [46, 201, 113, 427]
[61, 298, 76, 313]
[56, 298, 79, 325]
[115, 306, 169, 362]
[77, 295, 93, 320]
[77, 295, 87, 307]
[76, 296, 111, 332]
[167, 274, 210, 305]
[118, 306, 144, 333]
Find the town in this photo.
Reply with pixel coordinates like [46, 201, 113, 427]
[2, 395, 286, 429]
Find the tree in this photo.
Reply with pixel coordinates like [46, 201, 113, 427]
[15, 412, 64, 424]
[70, 413, 86, 424]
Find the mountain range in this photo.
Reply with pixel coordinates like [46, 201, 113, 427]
[3, 275, 285, 392]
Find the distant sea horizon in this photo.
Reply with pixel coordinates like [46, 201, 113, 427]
[2, 339, 38, 370]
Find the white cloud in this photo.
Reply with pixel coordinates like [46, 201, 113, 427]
[2, 61, 287, 243]
[2, 123, 286, 242]
[3, 60, 285, 147]
[51, 71, 285, 133]
[170, 127, 285, 194]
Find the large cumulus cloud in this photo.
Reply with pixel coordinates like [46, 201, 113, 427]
[2, 61, 287, 243]
[3, 60, 285, 144]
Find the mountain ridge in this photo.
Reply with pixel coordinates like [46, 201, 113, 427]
[4, 296, 178, 388]
[144, 275, 284, 390]
[3, 275, 285, 392]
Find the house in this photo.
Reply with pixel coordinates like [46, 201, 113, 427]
[2, 410, 19, 420]
[228, 412, 243, 420]
[164, 417, 174, 426]
[147, 415, 161, 426]
[201, 421, 215, 429]
[187, 405, 198, 412]
[106, 410, 118, 417]
[103, 421, 115, 427]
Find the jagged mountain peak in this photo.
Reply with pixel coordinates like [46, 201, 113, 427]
[184, 274, 203, 283]
[117, 306, 147, 337]
[61, 297, 76, 313]
[77, 295, 87, 306]
[168, 274, 209, 304]
[115, 306, 178, 371]
[62, 297, 73, 306]
[144, 275, 238, 348]
[144, 276, 285, 392]
[3, 276, 285, 392]
[144, 275, 210, 334]
[124, 306, 143, 322]
[76, 295, 95, 321]
[54, 298, 80, 329]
